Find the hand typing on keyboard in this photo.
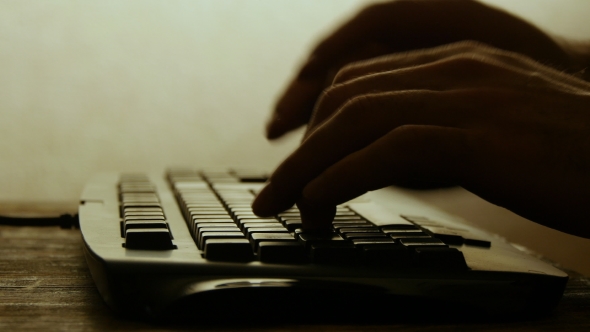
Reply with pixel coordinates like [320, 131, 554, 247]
[252, 0, 590, 238]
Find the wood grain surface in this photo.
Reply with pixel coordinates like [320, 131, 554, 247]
[0, 224, 589, 331]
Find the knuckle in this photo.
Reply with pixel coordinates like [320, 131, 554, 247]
[337, 94, 374, 122]
[442, 53, 497, 72]
[333, 64, 358, 84]
[448, 40, 491, 53]
[315, 84, 345, 113]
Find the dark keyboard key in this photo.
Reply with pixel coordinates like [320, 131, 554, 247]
[122, 202, 161, 209]
[123, 207, 163, 213]
[464, 238, 491, 248]
[333, 211, 356, 216]
[242, 223, 285, 232]
[199, 231, 245, 249]
[195, 223, 239, 237]
[246, 227, 289, 235]
[381, 225, 421, 232]
[361, 243, 412, 267]
[332, 223, 370, 230]
[204, 239, 254, 262]
[277, 212, 301, 218]
[237, 216, 276, 224]
[297, 232, 346, 249]
[125, 228, 174, 250]
[191, 215, 233, 223]
[352, 238, 394, 245]
[124, 220, 168, 231]
[184, 203, 224, 208]
[187, 207, 226, 212]
[332, 216, 363, 221]
[124, 215, 165, 221]
[124, 211, 165, 218]
[283, 220, 303, 231]
[121, 198, 160, 204]
[190, 211, 229, 216]
[338, 227, 380, 234]
[400, 238, 447, 248]
[309, 242, 358, 264]
[249, 233, 296, 250]
[413, 247, 468, 269]
[423, 227, 465, 245]
[332, 220, 369, 225]
[375, 215, 418, 229]
[382, 228, 425, 235]
[343, 233, 388, 240]
[257, 241, 306, 264]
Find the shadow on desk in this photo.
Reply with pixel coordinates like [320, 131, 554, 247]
[0, 225, 588, 331]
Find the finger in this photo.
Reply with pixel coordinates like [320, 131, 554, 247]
[306, 54, 512, 136]
[266, 0, 410, 140]
[267, 42, 393, 139]
[301, 125, 472, 208]
[253, 89, 495, 217]
[333, 41, 590, 90]
[307, 51, 590, 138]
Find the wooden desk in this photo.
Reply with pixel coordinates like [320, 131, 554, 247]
[0, 224, 588, 331]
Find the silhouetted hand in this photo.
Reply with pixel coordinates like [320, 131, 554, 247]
[265, 0, 574, 139]
[253, 41, 590, 238]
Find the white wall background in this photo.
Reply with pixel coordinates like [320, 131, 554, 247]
[1, 0, 589, 274]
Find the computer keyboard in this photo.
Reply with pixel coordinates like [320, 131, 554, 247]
[79, 168, 569, 321]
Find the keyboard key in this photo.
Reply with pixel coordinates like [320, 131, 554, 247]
[122, 202, 161, 209]
[124, 220, 168, 231]
[309, 243, 358, 264]
[464, 238, 491, 248]
[125, 228, 174, 250]
[249, 233, 296, 250]
[400, 238, 447, 248]
[361, 243, 411, 267]
[423, 227, 465, 245]
[245, 228, 289, 238]
[343, 233, 388, 240]
[195, 223, 239, 237]
[124, 211, 165, 217]
[123, 207, 163, 213]
[332, 223, 370, 230]
[124, 215, 165, 221]
[297, 232, 346, 250]
[351, 238, 395, 245]
[332, 216, 363, 221]
[382, 229, 424, 235]
[283, 220, 303, 231]
[337, 227, 380, 234]
[242, 223, 284, 232]
[199, 231, 246, 249]
[333, 211, 356, 216]
[204, 239, 254, 262]
[257, 241, 306, 264]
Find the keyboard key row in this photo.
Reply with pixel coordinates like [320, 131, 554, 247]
[118, 175, 175, 250]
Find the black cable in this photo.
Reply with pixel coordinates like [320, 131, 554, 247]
[0, 213, 79, 229]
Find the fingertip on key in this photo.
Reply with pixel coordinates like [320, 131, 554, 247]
[297, 199, 336, 233]
[252, 182, 295, 217]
